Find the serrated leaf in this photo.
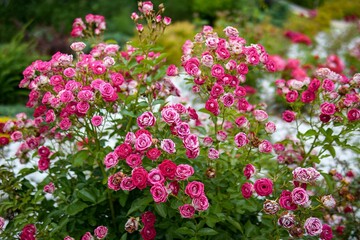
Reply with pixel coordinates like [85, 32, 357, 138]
[77, 188, 97, 203]
[65, 200, 88, 215]
[197, 228, 218, 236]
[155, 203, 167, 218]
[175, 227, 195, 236]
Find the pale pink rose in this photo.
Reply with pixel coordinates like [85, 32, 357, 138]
[175, 164, 194, 180]
[259, 140, 273, 153]
[163, 16, 171, 25]
[183, 134, 199, 151]
[175, 122, 190, 138]
[185, 181, 204, 198]
[70, 42, 86, 52]
[141, 1, 153, 14]
[131, 12, 139, 20]
[192, 195, 209, 211]
[161, 107, 180, 124]
[178, 204, 195, 218]
[43, 182, 55, 193]
[243, 164, 256, 179]
[304, 217, 322, 236]
[91, 115, 103, 127]
[161, 139, 176, 154]
[292, 167, 320, 183]
[150, 184, 168, 203]
[291, 187, 309, 205]
[234, 132, 249, 148]
[265, 122, 276, 134]
[148, 169, 165, 185]
[125, 132, 136, 145]
[203, 136, 213, 146]
[94, 226, 108, 239]
[225, 59, 237, 70]
[201, 53, 214, 67]
[253, 110, 268, 122]
[10, 131, 23, 141]
[137, 111, 156, 128]
[208, 148, 219, 159]
[321, 195, 336, 209]
[205, 36, 219, 49]
[104, 152, 119, 169]
[135, 133, 152, 152]
[223, 26, 239, 37]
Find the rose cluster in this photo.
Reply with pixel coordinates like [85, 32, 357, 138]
[71, 13, 106, 38]
[64, 225, 108, 240]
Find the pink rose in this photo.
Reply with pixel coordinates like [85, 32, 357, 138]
[59, 117, 72, 130]
[161, 107, 180, 124]
[94, 226, 108, 239]
[175, 164, 194, 180]
[235, 116, 250, 129]
[210, 83, 224, 98]
[179, 204, 195, 218]
[132, 167, 148, 190]
[304, 217, 322, 236]
[265, 121, 276, 134]
[161, 139, 176, 154]
[60, 90, 74, 103]
[158, 159, 177, 179]
[259, 140, 273, 153]
[81, 232, 93, 240]
[215, 47, 230, 60]
[208, 148, 219, 159]
[147, 169, 165, 185]
[120, 177, 136, 191]
[301, 90, 316, 103]
[192, 194, 209, 211]
[186, 148, 200, 159]
[278, 213, 296, 228]
[135, 133, 152, 152]
[70, 42, 86, 52]
[137, 111, 156, 128]
[203, 136, 213, 146]
[201, 53, 214, 67]
[243, 164, 256, 179]
[320, 224, 333, 240]
[205, 98, 220, 116]
[110, 72, 124, 86]
[223, 26, 239, 37]
[77, 101, 90, 114]
[221, 93, 235, 107]
[99, 82, 114, 98]
[241, 182, 254, 199]
[91, 115, 103, 127]
[253, 110, 268, 122]
[347, 108, 360, 121]
[254, 178, 273, 196]
[185, 181, 204, 198]
[166, 64, 178, 76]
[115, 143, 132, 159]
[322, 79, 335, 92]
[175, 122, 190, 138]
[279, 190, 297, 210]
[282, 110, 296, 123]
[292, 167, 320, 183]
[211, 64, 225, 78]
[38, 146, 50, 158]
[150, 184, 168, 203]
[126, 154, 142, 168]
[141, 211, 156, 227]
[77, 90, 94, 102]
[234, 132, 249, 148]
[38, 157, 50, 171]
[291, 187, 309, 205]
[146, 148, 161, 161]
[320, 102, 336, 115]
[43, 182, 55, 193]
[285, 90, 299, 102]
[108, 172, 125, 191]
[183, 134, 199, 151]
[141, 1, 153, 14]
[103, 152, 119, 169]
[183, 57, 201, 77]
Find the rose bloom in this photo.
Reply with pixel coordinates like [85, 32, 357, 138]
[278, 212, 296, 228]
[221, 93, 235, 107]
[126, 154, 142, 168]
[166, 64, 178, 76]
[135, 133, 152, 152]
[291, 187, 309, 206]
[137, 111, 156, 128]
[254, 178, 273, 196]
[103, 152, 119, 169]
[38, 146, 50, 158]
[304, 217, 322, 236]
[203, 136, 213, 146]
[301, 90, 316, 103]
[292, 167, 320, 183]
[108, 171, 126, 191]
[320, 102, 336, 115]
[265, 121, 276, 134]
[38, 157, 50, 171]
[321, 195, 336, 209]
[347, 108, 360, 121]
[175, 164, 194, 180]
[235, 116, 250, 129]
[183, 134, 199, 151]
[0, 216, 5, 230]
[185, 181, 205, 198]
[176, 122, 190, 138]
[263, 200, 280, 214]
[94, 226, 108, 239]
[161, 107, 180, 124]
[320, 224, 333, 240]
[158, 159, 177, 179]
[192, 194, 209, 211]
[146, 148, 161, 161]
[81, 232, 93, 240]
[141, 211, 156, 227]
[243, 164, 256, 179]
[216, 130, 227, 142]
[91, 115, 103, 127]
[279, 190, 297, 210]
[253, 110, 268, 122]
[115, 143, 132, 160]
[205, 98, 220, 116]
[241, 182, 254, 199]
[147, 169, 165, 185]
[150, 184, 168, 203]
[179, 204, 195, 218]
[10, 130, 23, 141]
[234, 132, 249, 148]
[132, 167, 148, 190]
[140, 225, 156, 240]
[183, 57, 201, 76]
[125, 217, 139, 233]
[161, 139, 176, 154]
[120, 177, 136, 191]
[259, 140, 273, 153]
[285, 90, 299, 102]
[43, 182, 55, 194]
[208, 148, 219, 159]
[282, 110, 296, 123]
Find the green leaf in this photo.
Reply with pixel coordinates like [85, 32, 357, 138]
[127, 196, 153, 215]
[225, 216, 244, 233]
[119, 191, 129, 207]
[120, 233, 127, 240]
[175, 227, 195, 236]
[323, 144, 336, 158]
[122, 109, 137, 118]
[245, 221, 256, 237]
[304, 129, 317, 137]
[320, 172, 334, 194]
[197, 228, 218, 236]
[65, 200, 88, 215]
[205, 215, 219, 228]
[155, 203, 167, 218]
[72, 150, 89, 167]
[77, 188, 97, 203]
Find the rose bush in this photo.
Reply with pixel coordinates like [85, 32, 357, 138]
[0, 1, 359, 239]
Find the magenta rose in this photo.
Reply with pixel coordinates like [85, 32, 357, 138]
[183, 57, 201, 76]
[241, 182, 254, 199]
[254, 178, 273, 196]
[210, 83, 224, 98]
[259, 140, 273, 153]
[192, 194, 209, 211]
[131, 167, 148, 190]
[146, 148, 161, 161]
[166, 64, 178, 76]
[135, 133, 152, 152]
[234, 132, 249, 148]
[304, 217, 322, 236]
[291, 187, 309, 206]
[208, 148, 219, 159]
[282, 110, 296, 123]
[179, 204, 195, 218]
[94, 226, 108, 239]
[141, 211, 156, 227]
[285, 90, 299, 103]
[279, 190, 297, 210]
[347, 108, 360, 121]
[120, 177, 136, 191]
[137, 111, 156, 128]
[103, 152, 119, 169]
[140, 225, 157, 240]
[301, 90, 316, 103]
[38, 157, 50, 171]
[322, 79, 335, 92]
[150, 184, 168, 203]
[243, 164, 256, 179]
[81, 232, 93, 240]
[183, 134, 199, 151]
[176, 122, 190, 138]
[126, 154, 142, 168]
[221, 93, 235, 107]
[205, 98, 220, 116]
[147, 169, 165, 185]
[160, 139, 176, 154]
[158, 159, 177, 179]
[185, 181, 205, 198]
[211, 64, 225, 78]
[115, 143, 132, 159]
[43, 182, 55, 194]
[175, 164, 194, 180]
[38, 146, 50, 158]
[320, 224, 333, 240]
[320, 102, 336, 115]
[91, 115, 103, 127]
